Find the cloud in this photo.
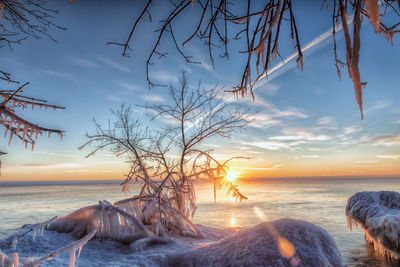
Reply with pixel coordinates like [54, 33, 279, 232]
[365, 101, 390, 113]
[115, 80, 138, 91]
[153, 71, 179, 83]
[69, 57, 98, 68]
[270, 133, 330, 141]
[230, 164, 284, 171]
[23, 163, 81, 168]
[301, 155, 319, 158]
[376, 155, 400, 160]
[262, 83, 280, 96]
[247, 141, 291, 150]
[99, 56, 130, 72]
[354, 160, 379, 164]
[359, 134, 400, 147]
[40, 70, 77, 82]
[316, 116, 335, 126]
[141, 94, 164, 102]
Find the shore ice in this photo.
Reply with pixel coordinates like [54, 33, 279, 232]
[1, 218, 343, 267]
[346, 191, 400, 259]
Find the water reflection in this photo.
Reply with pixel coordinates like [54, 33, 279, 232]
[230, 215, 236, 228]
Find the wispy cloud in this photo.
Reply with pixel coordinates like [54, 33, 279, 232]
[270, 133, 329, 141]
[41, 70, 77, 82]
[359, 134, 400, 147]
[115, 80, 138, 91]
[99, 56, 130, 72]
[376, 155, 400, 160]
[354, 160, 379, 164]
[301, 155, 319, 158]
[153, 71, 178, 83]
[365, 101, 390, 113]
[69, 57, 99, 68]
[23, 163, 81, 168]
[247, 141, 291, 150]
[230, 164, 284, 171]
[141, 94, 164, 102]
[316, 116, 335, 126]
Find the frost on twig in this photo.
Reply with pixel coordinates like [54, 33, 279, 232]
[0, 222, 96, 267]
[0, 216, 57, 249]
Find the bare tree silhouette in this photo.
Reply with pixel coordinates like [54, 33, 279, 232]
[110, 0, 400, 119]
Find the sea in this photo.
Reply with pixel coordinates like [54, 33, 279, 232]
[1, 176, 400, 266]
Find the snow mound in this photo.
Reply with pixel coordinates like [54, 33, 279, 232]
[169, 218, 344, 267]
[346, 191, 400, 259]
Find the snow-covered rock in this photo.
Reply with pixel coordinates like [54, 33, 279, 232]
[346, 191, 400, 259]
[170, 218, 344, 267]
[0, 219, 343, 267]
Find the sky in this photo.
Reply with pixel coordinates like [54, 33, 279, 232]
[0, 1, 399, 181]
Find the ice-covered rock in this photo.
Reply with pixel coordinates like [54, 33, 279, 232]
[170, 218, 344, 267]
[346, 191, 400, 259]
[1, 219, 343, 267]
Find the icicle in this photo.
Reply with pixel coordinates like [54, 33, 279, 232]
[364, 0, 380, 32]
[29, 128, 34, 139]
[11, 238, 18, 249]
[35, 130, 39, 140]
[8, 133, 13, 145]
[22, 126, 28, 142]
[10, 252, 19, 267]
[8, 118, 15, 130]
[69, 250, 76, 267]
[16, 123, 21, 134]
[31, 142, 35, 151]
[48, 132, 51, 138]
[4, 128, 9, 138]
[25, 141, 28, 149]
[2, 115, 6, 126]
[32, 103, 34, 110]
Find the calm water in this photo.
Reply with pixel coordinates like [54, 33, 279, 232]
[1, 177, 400, 266]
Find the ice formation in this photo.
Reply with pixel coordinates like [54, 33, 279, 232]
[346, 191, 400, 259]
[169, 218, 344, 267]
[1, 195, 344, 266]
[1, 218, 343, 267]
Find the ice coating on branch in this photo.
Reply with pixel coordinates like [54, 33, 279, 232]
[364, 0, 380, 32]
[169, 219, 344, 267]
[346, 191, 400, 259]
[48, 196, 202, 243]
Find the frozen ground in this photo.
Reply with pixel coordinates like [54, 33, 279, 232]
[346, 191, 400, 259]
[0, 219, 344, 267]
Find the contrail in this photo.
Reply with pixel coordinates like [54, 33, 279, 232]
[181, 15, 354, 135]
[252, 15, 353, 90]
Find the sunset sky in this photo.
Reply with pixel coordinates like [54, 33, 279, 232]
[1, 1, 399, 181]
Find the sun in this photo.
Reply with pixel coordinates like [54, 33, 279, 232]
[225, 171, 239, 182]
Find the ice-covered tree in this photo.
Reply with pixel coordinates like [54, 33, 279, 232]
[78, 72, 250, 238]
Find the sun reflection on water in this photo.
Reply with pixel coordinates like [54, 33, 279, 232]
[230, 215, 236, 228]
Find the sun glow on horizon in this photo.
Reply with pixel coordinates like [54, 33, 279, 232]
[225, 171, 239, 183]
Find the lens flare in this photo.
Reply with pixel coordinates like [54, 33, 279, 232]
[225, 171, 238, 182]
